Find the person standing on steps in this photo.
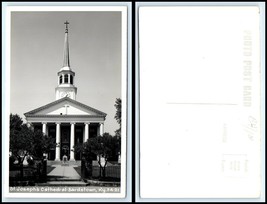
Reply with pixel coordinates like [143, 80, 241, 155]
[63, 154, 68, 165]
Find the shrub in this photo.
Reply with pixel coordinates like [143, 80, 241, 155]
[9, 155, 16, 166]
[27, 156, 35, 166]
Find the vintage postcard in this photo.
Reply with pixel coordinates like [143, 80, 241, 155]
[139, 6, 262, 198]
[3, 5, 127, 199]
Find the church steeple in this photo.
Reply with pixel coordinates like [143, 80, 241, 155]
[63, 21, 70, 68]
[55, 21, 77, 100]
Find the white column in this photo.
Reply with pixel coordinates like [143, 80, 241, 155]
[118, 152, 121, 164]
[42, 122, 47, 135]
[84, 123, 90, 142]
[68, 74, 70, 83]
[62, 74, 65, 83]
[42, 122, 48, 159]
[100, 123, 104, 136]
[58, 76, 60, 85]
[55, 123, 61, 161]
[70, 122, 75, 161]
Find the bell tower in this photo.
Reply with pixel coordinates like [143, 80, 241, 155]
[55, 21, 77, 100]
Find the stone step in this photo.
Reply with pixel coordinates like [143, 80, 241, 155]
[68, 160, 81, 166]
[47, 160, 81, 166]
[47, 177, 82, 181]
[47, 160, 62, 166]
[37, 181, 88, 186]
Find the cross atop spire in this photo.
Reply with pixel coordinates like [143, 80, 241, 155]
[64, 21, 69, 33]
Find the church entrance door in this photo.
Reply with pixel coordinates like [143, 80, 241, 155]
[61, 145, 69, 161]
[61, 125, 70, 160]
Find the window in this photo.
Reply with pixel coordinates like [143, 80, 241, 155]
[70, 75, 73, 84]
[64, 74, 68, 83]
[59, 75, 62, 84]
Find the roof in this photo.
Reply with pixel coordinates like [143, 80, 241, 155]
[24, 97, 107, 117]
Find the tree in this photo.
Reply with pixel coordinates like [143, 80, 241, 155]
[82, 133, 120, 178]
[9, 114, 55, 177]
[30, 129, 55, 159]
[10, 114, 33, 166]
[73, 142, 83, 160]
[114, 98, 121, 137]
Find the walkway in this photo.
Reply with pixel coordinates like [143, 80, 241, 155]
[37, 165, 87, 186]
[48, 165, 81, 180]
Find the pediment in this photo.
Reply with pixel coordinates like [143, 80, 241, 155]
[24, 97, 106, 117]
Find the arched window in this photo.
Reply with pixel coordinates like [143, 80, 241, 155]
[59, 75, 62, 84]
[64, 74, 68, 83]
[70, 75, 73, 84]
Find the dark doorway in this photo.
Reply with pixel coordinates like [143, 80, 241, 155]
[48, 125, 56, 160]
[33, 124, 42, 133]
[74, 125, 83, 160]
[89, 123, 98, 138]
[61, 125, 70, 160]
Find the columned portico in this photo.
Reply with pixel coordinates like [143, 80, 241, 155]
[27, 120, 106, 162]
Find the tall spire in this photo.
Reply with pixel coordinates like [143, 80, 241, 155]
[56, 21, 77, 101]
[63, 21, 70, 67]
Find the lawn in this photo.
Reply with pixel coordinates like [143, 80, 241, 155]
[74, 165, 120, 182]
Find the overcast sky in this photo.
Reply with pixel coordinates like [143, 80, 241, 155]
[10, 11, 121, 134]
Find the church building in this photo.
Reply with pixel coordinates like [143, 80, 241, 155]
[24, 21, 107, 161]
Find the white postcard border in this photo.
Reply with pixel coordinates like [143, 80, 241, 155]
[2, 4, 130, 200]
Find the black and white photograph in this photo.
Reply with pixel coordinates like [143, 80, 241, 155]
[3, 1, 264, 203]
[3, 5, 127, 199]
